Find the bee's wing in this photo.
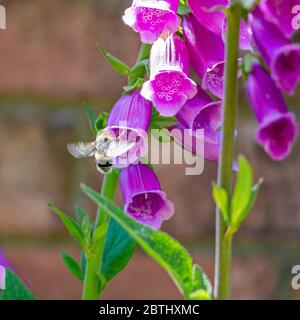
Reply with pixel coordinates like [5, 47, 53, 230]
[67, 141, 96, 158]
[106, 140, 135, 158]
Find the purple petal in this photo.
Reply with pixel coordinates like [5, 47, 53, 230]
[251, 6, 290, 66]
[271, 43, 300, 95]
[106, 90, 151, 165]
[260, 0, 299, 38]
[202, 61, 225, 99]
[107, 90, 151, 132]
[188, 0, 229, 35]
[170, 124, 220, 162]
[223, 19, 253, 51]
[0, 250, 12, 269]
[149, 33, 190, 76]
[256, 112, 297, 161]
[246, 63, 298, 160]
[141, 70, 197, 116]
[176, 85, 212, 128]
[0, 265, 5, 290]
[120, 163, 174, 229]
[123, 0, 180, 44]
[192, 101, 223, 132]
[182, 14, 225, 78]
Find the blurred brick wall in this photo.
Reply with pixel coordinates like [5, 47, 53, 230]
[0, 0, 300, 299]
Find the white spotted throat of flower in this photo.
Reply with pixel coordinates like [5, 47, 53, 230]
[67, 129, 135, 174]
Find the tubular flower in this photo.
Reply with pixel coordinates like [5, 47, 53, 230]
[122, 0, 180, 44]
[246, 63, 297, 161]
[105, 90, 151, 166]
[0, 250, 10, 290]
[260, 0, 300, 38]
[141, 33, 197, 116]
[182, 14, 225, 98]
[170, 85, 223, 162]
[251, 6, 300, 95]
[187, 0, 229, 35]
[0, 250, 11, 269]
[0, 265, 5, 290]
[120, 163, 174, 229]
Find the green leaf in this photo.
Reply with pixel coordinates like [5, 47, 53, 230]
[123, 78, 145, 94]
[75, 207, 86, 225]
[178, 2, 191, 15]
[81, 184, 196, 298]
[61, 252, 84, 282]
[239, 0, 258, 11]
[97, 45, 130, 75]
[48, 204, 89, 253]
[95, 112, 109, 132]
[212, 183, 230, 225]
[231, 156, 253, 226]
[129, 59, 149, 83]
[83, 103, 98, 136]
[191, 264, 212, 298]
[150, 128, 173, 143]
[231, 178, 263, 233]
[0, 269, 35, 300]
[151, 109, 177, 129]
[102, 219, 136, 282]
[93, 223, 109, 243]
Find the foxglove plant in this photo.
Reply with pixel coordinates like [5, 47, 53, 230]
[246, 62, 297, 160]
[123, 0, 181, 43]
[120, 163, 174, 229]
[3, 0, 299, 301]
[141, 33, 197, 115]
[250, 6, 300, 94]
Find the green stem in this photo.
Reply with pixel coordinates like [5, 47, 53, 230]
[82, 171, 118, 300]
[214, 3, 241, 300]
[81, 43, 151, 300]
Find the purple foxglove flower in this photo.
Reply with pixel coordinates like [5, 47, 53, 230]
[0, 265, 5, 290]
[0, 250, 12, 269]
[260, 0, 299, 38]
[120, 163, 174, 229]
[106, 90, 151, 166]
[188, 0, 229, 35]
[246, 63, 297, 160]
[141, 33, 197, 116]
[170, 86, 223, 162]
[251, 7, 300, 95]
[182, 14, 226, 98]
[122, 0, 181, 44]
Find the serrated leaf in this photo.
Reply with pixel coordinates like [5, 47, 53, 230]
[81, 184, 195, 299]
[83, 103, 98, 136]
[213, 184, 230, 225]
[231, 156, 253, 226]
[192, 264, 212, 295]
[0, 269, 35, 300]
[49, 204, 89, 253]
[61, 252, 84, 282]
[102, 219, 136, 282]
[97, 45, 130, 75]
